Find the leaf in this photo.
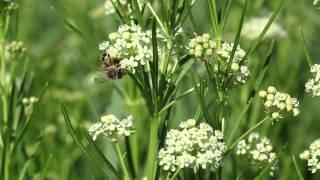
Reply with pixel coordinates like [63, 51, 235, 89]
[51, 6, 99, 49]
[61, 104, 120, 179]
[38, 154, 52, 180]
[292, 155, 305, 180]
[299, 27, 313, 67]
[223, 0, 247, 88]
[243, 0, 286, 61]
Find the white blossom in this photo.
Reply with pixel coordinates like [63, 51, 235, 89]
[236, 132, 277, 176]
[300, 138, 320, 173]
[242, 16, 287, 40]
[88, 114, 134, 142]
[215, 42, 250, 85]
[306, 64, 320, 96]
[99, 24, 153, 73]
[158, 119, 226, 172]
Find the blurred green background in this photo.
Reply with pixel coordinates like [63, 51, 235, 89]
[14, 0, 320, 179]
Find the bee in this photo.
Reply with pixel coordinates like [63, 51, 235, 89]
[100, 52, 127, 80]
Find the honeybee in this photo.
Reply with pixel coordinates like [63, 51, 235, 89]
[100, 52, 127, 80]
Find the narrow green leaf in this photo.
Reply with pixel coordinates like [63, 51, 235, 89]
[223, 0, 247, 88]
[38, 154, 52, 180]
[18, 159, 32, 180]
[61, 104, 120, 179]
[292, 155, 305, 180]
[243, 0, 286, 61]
[299, 27, 313, 67]
[51, 6, 99, 49]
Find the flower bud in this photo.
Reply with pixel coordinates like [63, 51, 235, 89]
[231, 63, 239, 71]
[271, 112, 280, 119]
[267, 86, 277, 94]
[259, 90, 267, 98]
[293, 108, 300, 116]
[264, 100, 272, 108]
[266, 94, 274, 101]
[109, 32, 118, 41]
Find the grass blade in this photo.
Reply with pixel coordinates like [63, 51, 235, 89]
[292, 155, 305, 180]
[299, 27, 313, 67]
[51, 6, 99, 49]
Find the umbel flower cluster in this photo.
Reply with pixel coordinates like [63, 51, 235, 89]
[259, 86, 300, 119]
[242, 16, 287, 40]
[99, 24, 152, 74]
[300, 138, 320, 173]
[158, 119, 226, 172]
[6, 41, 26, 56]
[88, 114, 134, 142]
[236, 132, 277, 176]
[215, 42, 250, 85]
[188, 34, 250, 85]
[187, 34, 217, 60]
[305, 64, 320, 97]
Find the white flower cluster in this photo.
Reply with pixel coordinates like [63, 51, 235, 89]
[242, 16, 287, 40]
[187, 34, 217, 60]
[315, 0, 320, 9]
[99, 24, 152, 73]
[22, 96, 38, 116]
[158, 119, 226, 172]
[300, 138, 320, 173]
[215, 42, 250, 85]
[236, 132, 277, 176]
[104, 0, 145, 15]
[6, 41, 26, 55]
[259, 86, 300, 119]
[305, 64, 320, 97]
[88, 114, 134, 142]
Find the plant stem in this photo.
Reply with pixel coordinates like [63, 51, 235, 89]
[169, 168, 181, 180]
[227, 116, 270, 152]
[115, 143, 131, 180]
[146, 114, 159, 180]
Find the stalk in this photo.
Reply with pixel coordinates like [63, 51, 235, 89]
[146, 114, 159, 180]
[0, 10, 10, 180]
[115, 143, 131, 180]
[227, 116, 270, 152]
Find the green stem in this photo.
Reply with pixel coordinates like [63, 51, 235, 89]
[115, 143, 131, 180]
[146, 115, 159, 180]
[227, 116, 270, 152]
[169, 168, 181, 180]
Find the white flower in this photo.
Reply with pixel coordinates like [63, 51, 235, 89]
[88, 114, 134, 142]
[158, 119, 226, 172]
[215, 42, 250, 85]
[242, 16, 287, 40]
[99, 24, 153, 73]
[259, 86, 300, 120]
[300, 139, 320, 173]
[99, 41, 109, 50]
[306, 64, 320, 96]
[236, 132, 277, 176]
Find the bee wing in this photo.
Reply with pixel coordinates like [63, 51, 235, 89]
[94, 72, 108, 84]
